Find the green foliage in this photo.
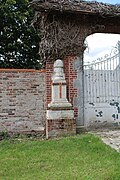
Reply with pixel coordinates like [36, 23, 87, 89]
[0, 130, 10, 140]
[0, 134, 120, 179]
[0, 0, 41, 69]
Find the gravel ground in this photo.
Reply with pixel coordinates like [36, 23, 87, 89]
[92, 129, 120, 152]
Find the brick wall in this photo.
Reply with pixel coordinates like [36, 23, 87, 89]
[0, 58, 78, 137]
[0, 69, 46, 135]
[46, 62, 53, 107]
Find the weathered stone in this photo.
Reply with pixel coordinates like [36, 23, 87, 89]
[48, 59, 72, 109]
[47, 110, 74, 119]
[46, 59, 75, 138]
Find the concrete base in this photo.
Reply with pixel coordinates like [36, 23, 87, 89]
[47, 109, 74, 119]
[46, 109, 76, 138]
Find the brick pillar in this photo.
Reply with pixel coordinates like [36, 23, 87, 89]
[64, 56, 78, 119]
[46, 58, 77, 138]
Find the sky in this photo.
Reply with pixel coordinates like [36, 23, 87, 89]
[90, 0, 119, 4]
[84, 0, 120, 62]
[84, 34, 120, 62]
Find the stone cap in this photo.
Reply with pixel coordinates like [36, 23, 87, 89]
[54, 59, 64, 68]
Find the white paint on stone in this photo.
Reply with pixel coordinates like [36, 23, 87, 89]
[52, 85, 59, 100]
[48, 59, 72, 109]
[47, 110, 74, 119]
[62, 85, 66, 99]
[52, 59, 65, 82]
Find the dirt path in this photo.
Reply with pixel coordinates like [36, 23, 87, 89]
[93, 130, 120, 152]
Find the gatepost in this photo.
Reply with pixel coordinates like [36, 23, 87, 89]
[46, 59, 76, 138]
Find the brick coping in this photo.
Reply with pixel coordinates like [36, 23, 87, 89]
[0, 68, 46, 73]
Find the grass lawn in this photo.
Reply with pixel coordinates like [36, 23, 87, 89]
[0, 133, 120, 180]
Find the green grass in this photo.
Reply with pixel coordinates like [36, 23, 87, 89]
[0, 134, 120, 180]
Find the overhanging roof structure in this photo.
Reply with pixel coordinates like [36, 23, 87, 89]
[30, 0, 120, 17]
[30, 0, 120, 61]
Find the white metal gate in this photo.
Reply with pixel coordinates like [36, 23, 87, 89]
[83, 42, 120, 128]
